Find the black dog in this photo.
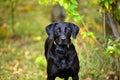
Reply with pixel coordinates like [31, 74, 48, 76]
[44, 22, 80, 80]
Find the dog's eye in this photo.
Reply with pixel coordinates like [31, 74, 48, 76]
[65, 27, 70, 33]
[57, 28, 61, 32]
[55, 28, 61, 35]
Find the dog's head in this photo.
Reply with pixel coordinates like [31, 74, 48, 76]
[46, 22, 79, 46]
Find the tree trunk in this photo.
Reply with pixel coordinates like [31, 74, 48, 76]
[105, 12, 120, 40]
[104, 0, 120, 40]
[51, 4, 66, 23]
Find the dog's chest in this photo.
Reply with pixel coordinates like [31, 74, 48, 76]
[55, 54, 73, 78]
[55, 53, 69, 69]
[53, 45, 74, 71]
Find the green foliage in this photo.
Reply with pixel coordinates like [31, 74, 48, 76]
[35, 56, 46, 66]
[81, 32, 96, 39]
[99, 0, 113, 12]
[0, 25, 11, 39]
[38, 0, 83, 22]
[99, 0, 120, 22]
[105, 39, 120, 58]
[113, 8, 120, 21]
[38, 0, 51, 5]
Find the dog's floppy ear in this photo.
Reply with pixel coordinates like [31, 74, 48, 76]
[68, 23, 79, 39]
[46, 23, 57, 39]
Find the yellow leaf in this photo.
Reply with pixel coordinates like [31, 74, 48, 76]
[63, 3, 68, 9]
[105, 2, 109, 10]
[33, 36, 41, 41]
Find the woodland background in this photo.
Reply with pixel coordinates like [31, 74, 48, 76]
[0, 0, 120, 80]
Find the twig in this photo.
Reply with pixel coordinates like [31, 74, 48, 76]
[103, 12, 106, 40]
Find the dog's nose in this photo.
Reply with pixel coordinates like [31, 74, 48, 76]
[60, 35, 66, 45]
[61, 35, 66, 40]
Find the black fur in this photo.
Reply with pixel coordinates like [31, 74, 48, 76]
[44, 22, 80, 80]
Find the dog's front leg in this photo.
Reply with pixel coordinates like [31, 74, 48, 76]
[64, 77, 68, 80]
[47, 75, 55, 80]
[72, 75, 79, 80]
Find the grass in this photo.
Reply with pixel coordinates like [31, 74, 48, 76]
[0, 38, 46, 80]
[0, 1, 49, 79]
[0, 34, 110, 80]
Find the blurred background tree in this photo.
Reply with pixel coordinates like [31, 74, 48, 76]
[99, 0, 120, 40]
[51, 4, 66, 23]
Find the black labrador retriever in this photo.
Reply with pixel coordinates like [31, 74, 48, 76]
[44, 22, 80, 80]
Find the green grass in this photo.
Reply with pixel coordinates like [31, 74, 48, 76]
[0, 2, 49, 79]
[0, 38, 46, 80]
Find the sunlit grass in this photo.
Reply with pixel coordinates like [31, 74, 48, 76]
[0, 38, 46, 80]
